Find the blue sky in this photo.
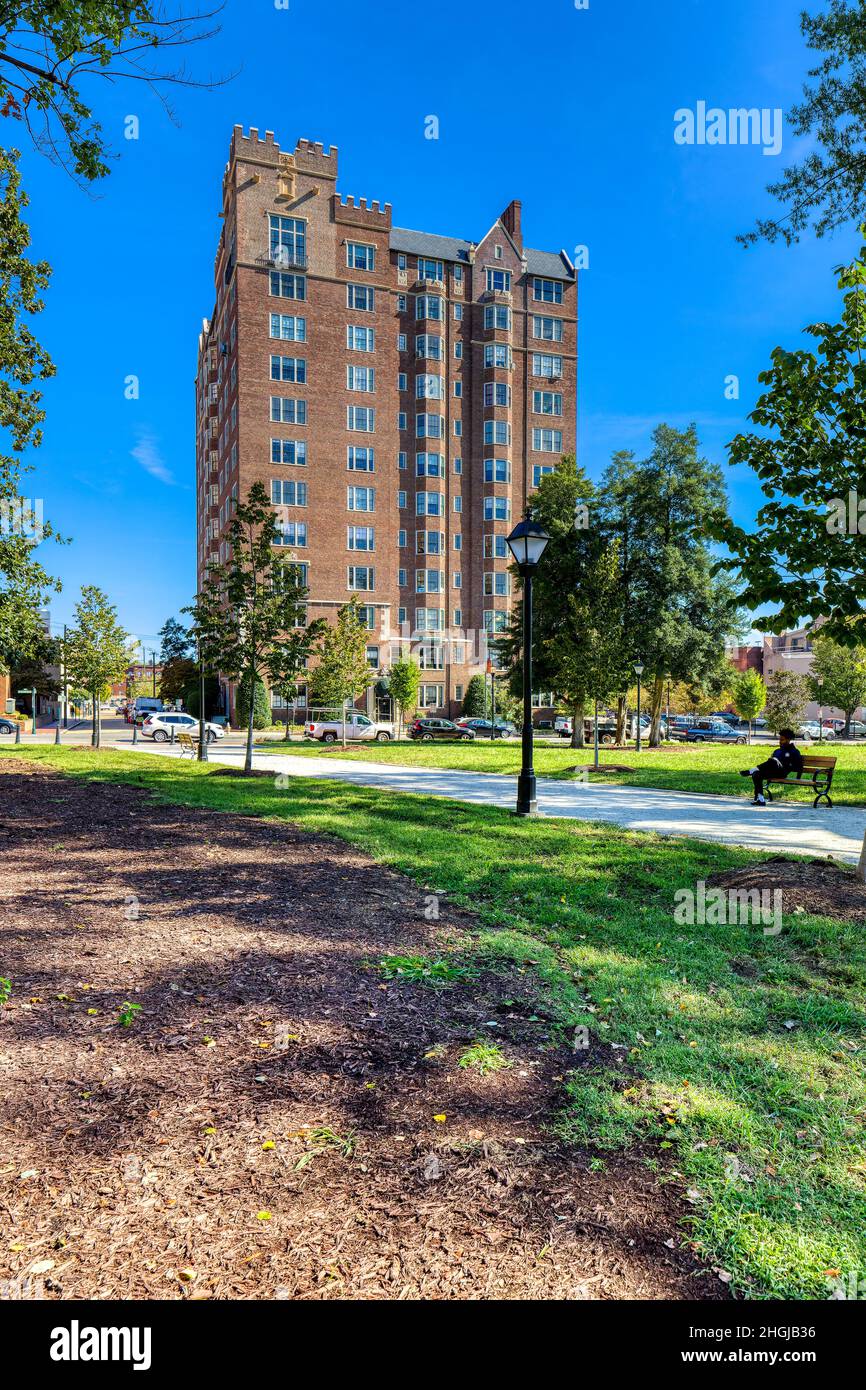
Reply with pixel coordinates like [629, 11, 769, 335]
[14, 0, 860, 653]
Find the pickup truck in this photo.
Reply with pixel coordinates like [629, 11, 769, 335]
[305, 712, 392, 744]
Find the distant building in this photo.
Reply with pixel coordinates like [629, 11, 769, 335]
[727, 620, 859, 723]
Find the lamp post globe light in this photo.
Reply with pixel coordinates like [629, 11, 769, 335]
[633, 661, 645, 753]
[506, 519, 550, 816]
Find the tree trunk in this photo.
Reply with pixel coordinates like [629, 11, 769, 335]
[859, 831, 866, 884]
[92, 688, 101, 748]
[649, 675, 665, 747]
[570, 698, 586, 749]
[615, 696, 627, 745]
[845, 712, 852, 737]
[244, 669, 255, 774]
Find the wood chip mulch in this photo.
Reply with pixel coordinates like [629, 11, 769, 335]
[707, 855, 866, 922]
[0, 758, 727, 1301]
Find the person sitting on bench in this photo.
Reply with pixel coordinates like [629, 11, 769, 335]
[739, 729, 803, 806]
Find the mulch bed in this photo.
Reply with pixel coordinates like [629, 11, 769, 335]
[707, 856, 866, 922]
[0, 758, 727, 1301]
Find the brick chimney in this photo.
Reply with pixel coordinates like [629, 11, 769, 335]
[501, 199, 522, 249]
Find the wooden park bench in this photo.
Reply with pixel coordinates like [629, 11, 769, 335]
[764, 754, 837, 809]
[177, 731, 199, 759]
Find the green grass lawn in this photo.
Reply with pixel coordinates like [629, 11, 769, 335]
[262, 736, 866, 806]
[4, 743, 865, 1300]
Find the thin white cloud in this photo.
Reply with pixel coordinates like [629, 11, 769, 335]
[131, 432, 175, 486]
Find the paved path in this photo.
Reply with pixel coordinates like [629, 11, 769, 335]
[121, 741, 866, 864]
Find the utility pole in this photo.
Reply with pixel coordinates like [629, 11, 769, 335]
[62, 623, 68, 728]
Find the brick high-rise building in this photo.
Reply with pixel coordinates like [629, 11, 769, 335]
[195, 127, 577, 722]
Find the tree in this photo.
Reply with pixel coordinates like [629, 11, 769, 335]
[236, 676, 271, 732]
[65, 586, 131, 747]
[716, 244, 866, 644]
[388, 656, 420, 740]
[598, 428, 744, 746]
[808, 632, 866, 735]
[186, 482, 314, 772]
[499, 458, 625, 749]
[728, 667, 767, 744]
[0, 3, 231, 184]
[0, 148, 62, 667]
[310, 598, 374, 747]
[461, 674, 487, 718]
[741, 1, 866, 246]
[159, 657, 197, 704]
[763, 670, 810, 734]
[158, 617, 192, 665]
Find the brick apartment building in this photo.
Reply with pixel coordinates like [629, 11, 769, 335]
[195, 128, 577, 722]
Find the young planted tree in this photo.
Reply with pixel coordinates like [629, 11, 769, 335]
[763, 671, 810, 735]
[461, 674, 487, 719]
[808, 632, 866, 736]
[310, 598, 374, 747]
[187, 482, 317, 773]
[388, 656, 420, 740]
[267, 624, 327, 741]
[65, 587, 132, 747]
[728, 667, 767, 744]
[499, 458, 625, 750]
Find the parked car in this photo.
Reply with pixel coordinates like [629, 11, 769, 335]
[797, 721, 823, 740]
[685, 717, 747, 744]
[306, 712, 392, 744]
[407, 717, 475, 741]
[456, 718, 515, 739]
[142, 712, 226, 744]
[0, 717, 16, 735]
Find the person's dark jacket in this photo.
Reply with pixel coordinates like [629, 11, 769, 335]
[769, 743, 804, 777]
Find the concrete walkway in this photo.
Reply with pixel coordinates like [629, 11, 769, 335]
[121, 740, 866, 865]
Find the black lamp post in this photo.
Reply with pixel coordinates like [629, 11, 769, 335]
[818, 676, 824, 743]
[506, 518, 550, 815]
[633, 661, 645, 753]
[197, 639, 208, 762]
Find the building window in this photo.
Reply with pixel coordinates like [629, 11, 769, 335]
[271, 439, 307, 466]
[419, 683, 444, 707]
[454, 303, 463, 321]
[484, 534, 508, 558]
[454, 341, 463, 359]
[398, 606, 407, 624]
[532, 352, 563, 378]
[418, 257, 444, 282]
[347, 324, 375, 352]
[271, 479, 307, 506]
[398, 411, 407, 430]
[453, 457, 462, 475]
[454, 381, 462, 398]
[453, 571, 462, 589]
[455, 683, 464, 701]
[398, 373, 407, 390]
[398, 333, 407, 350]
[398, 451, 407, 469]
[415, 610, 445, 633]
[347, 365, 375, 392]
[269, 214, 306, 265]
[416, 373, 444, 400]
[484, 305, 512, 330]
[533, 277, 563, 304]
[453, 610, 462, 628]
[486, 268, 512, 293]
[416, 413, 444, 439]
[484, 572, 511, 596]
[348, 566, 375, 591]
[484, 420, 511, 446]
[454, 265, 463, 284]
[532, 464, 556, 486]
[347, 241, 376, 271]
[416, 530, 445, 555]
[484, 458, 511, 483]
[484, 344, 512, 369]
[483, 496, 511, 521]
[416, 569, 445, 594]
[270, 355, 306, 383]
[415, 333, 443, 360]
[366, 645, 380, 668]
[454, 533, 462, 551]
[416, 453, 444, 477]
[356, 605, 376, 630]
[270, 314, 306, 341]
[453, 420, 462, 437]
[269, 271, 306, 300]
[533, 315, 563, 341]
[347, 406, 376, 432]
[397, 253, 407, 271]
[416, 491, 445, 517]
[398, 490, 407, 508]
[415, 294, 444, 321]
[270, 397, 307, 424]
[273, 519, 307, 547]
[533, 391, 562, 416]
[483, 610, 509, 633]
[532, 428, 562, 453]
[347, 446, 375, 472]
[398, 529, 407, 547]
[397, 293, 407, 311]
[483, 382, 511, 407]
[398, 567, 407, 586]
[347, 284, 375, 311]
[347, 525, 375, 551]
[347, 485, 375, 511]
[453, 496, 462, 513]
